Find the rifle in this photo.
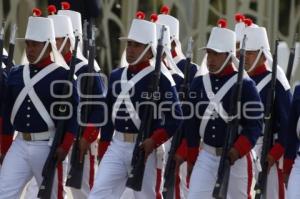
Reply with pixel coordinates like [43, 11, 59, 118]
[6, 24, 17, 71]
[285, 34, 298, 82]
[162, 37, 193, 198]
[37, 36, 80, 199]
[82, 19, 89, 58]
[212, 35, 247, 199]
[0, 22, 5, 113]
[66, 26, 97, 189]
[125, 26, 166, 191]
[254, 40, 279, 199]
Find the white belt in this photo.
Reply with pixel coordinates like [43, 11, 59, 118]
[17, 131, 53, 141]
[113, 130, 138, 143]
[203, 143, 223, 156]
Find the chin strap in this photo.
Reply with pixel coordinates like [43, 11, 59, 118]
[32, 40, 50, 65]
[58, 36, 69, 53]
[246, 48, 263, 73]
[209, 53, 231, 74]
[127, 44, 152, 66]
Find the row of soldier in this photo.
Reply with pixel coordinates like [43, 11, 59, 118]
[0, 2, 299, 199]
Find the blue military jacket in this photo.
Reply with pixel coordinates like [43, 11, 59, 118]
[249, 66, 291, 152]
[3, 63, 79, 136]
[186, 69, 263, 149]
[69, 58, 106, 126]
[285, 85, 300, 160]
[100, 63, 183, 142]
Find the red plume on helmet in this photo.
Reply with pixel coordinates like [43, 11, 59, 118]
[160, 5, 170, 14]
[244, 18, 253, 27]
[47, 5, 57, 15]
[32, 8, 42, 17]
[235, 13, 245, 23]
[136, 11, 145, 20]
[217, 18, 227, 28]
[150, 13, 158, 22]
[61, 1, 71, 10]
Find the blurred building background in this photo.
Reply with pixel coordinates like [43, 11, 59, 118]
[1, 0, 300, 88]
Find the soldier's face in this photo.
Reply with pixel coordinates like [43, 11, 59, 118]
[206, 49, 230, 73]
[126, 41, 152, 64]
[56, 37, 71, 56]
[25, 40, 51, 64]
[245, 50, 266, 71]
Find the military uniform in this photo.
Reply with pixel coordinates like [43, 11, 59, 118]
[285, 85, 300, 199]
[243, 26, 292, 199]
[89, 17, 183, 199]
[51, 10, 105, 199]
[156, 10, 199, 199]
[186, 22, 263, 199]
[0, 14, 79, 199]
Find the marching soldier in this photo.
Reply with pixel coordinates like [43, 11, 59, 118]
[186, 19, 263, 199]
[243, 25, 292, 199]
[0, 8, 79, 199]
[155, 6, 199, 198]
[284, 85, 300, 199]
[89, 13, 183, 199]
[150, 12, 185, 199]
[23, 5, 105, 198]
[48, 4, 105, 198]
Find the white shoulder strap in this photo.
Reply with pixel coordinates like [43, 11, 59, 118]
[160, 62, 176, 86]
[112, 66, 154, 129]
[277, 66, 290, 91]
[256, 73, 272, 92]
[11, 63, 60, 131]
[199, 74, 237, 137]
[75, 61, 88, 74]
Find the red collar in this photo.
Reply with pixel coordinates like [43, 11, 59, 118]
[249, 64, 268, 77]
[128, 61, 150, 74]
[211, 64, 236, 77]
[33, 56, 53, 68]
[64, 51, 72, 63]
[171, 50, 178, 58]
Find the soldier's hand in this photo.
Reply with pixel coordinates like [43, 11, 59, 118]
[140, 138, 156, 162]
[55, 147, 68, 162]
[79, 138, 90, 163]
[227, 147, 240, 165]
[267, 154, 275, 172]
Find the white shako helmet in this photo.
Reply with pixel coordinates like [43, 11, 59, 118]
[25, 8, 68, 68]
[156, 5, 185, 61]
[202, 19, 239, 74]
[119, 11, 157, 66]
[242, 23, 272, 72]
[47, 5, 75, 54]
[57, 2, 82, 38]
